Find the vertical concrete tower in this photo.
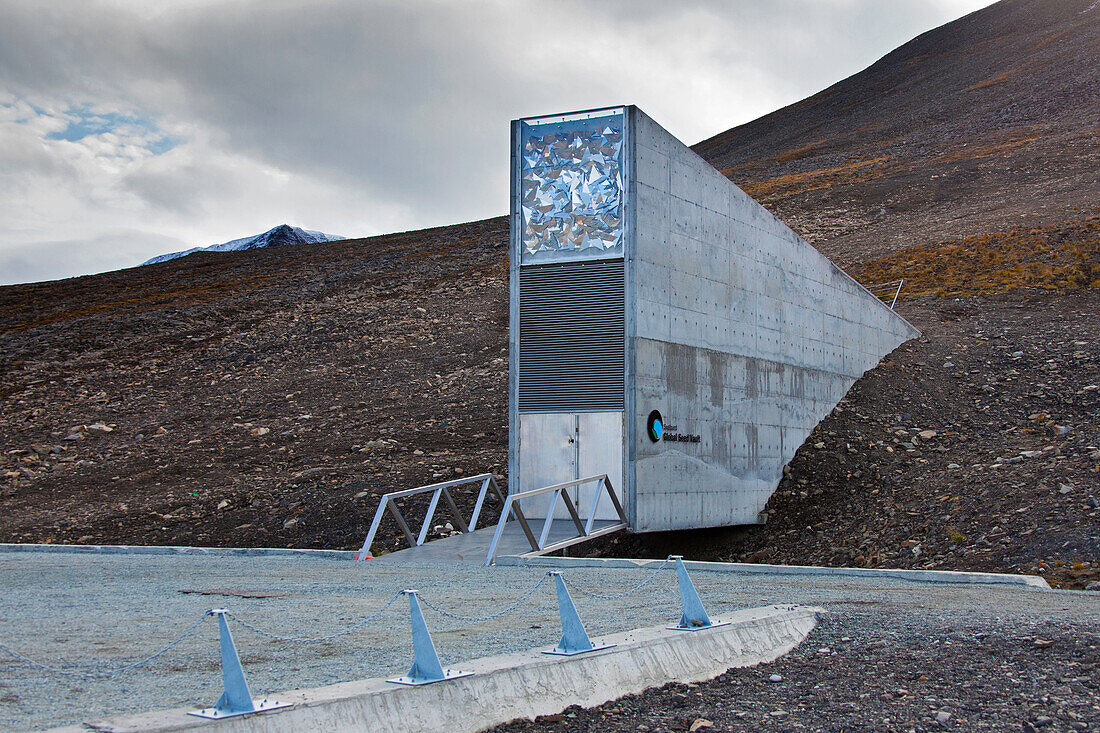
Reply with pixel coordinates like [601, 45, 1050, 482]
[509, 106, 918, 532]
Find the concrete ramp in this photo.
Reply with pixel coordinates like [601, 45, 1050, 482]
[48, 605, 820, 733]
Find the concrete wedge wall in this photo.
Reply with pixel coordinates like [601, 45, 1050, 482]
[49, 605, 820, 733]
[628, 106, 920, 530]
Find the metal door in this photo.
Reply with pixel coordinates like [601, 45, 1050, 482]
[518, 411, 623, 521]
[576, 412, 624, 521]
[518, 413, 576, 518]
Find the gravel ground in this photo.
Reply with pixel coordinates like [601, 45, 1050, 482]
[494, 614, 1100, 732]
[0, 550, 1097, 731]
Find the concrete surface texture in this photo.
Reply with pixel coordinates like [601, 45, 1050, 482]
[506, 105, 920, 537]
[500, 555, 1051, 588]
[2, 547, 1096, 731]
[47, 606, 820, 733]
[628, 106, 920, 531]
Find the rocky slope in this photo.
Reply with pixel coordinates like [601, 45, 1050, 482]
[495, 615, 1099, 732]
[693, 0, 1099, 268]
[0, 218, 510, 552]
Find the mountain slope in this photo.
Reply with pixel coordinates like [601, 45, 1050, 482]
[142, 224, 343, 265]
[694, 0, 1099, 268]
[0, 0, 1096, 588]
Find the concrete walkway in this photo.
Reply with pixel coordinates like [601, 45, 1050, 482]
[0, 546, 1095, 731]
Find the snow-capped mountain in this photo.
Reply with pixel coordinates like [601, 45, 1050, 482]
[142, 225, 344, 265]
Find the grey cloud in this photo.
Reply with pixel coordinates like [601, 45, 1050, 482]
[121, 162, 212, 217]
[0, 1, 539, 224]
[140, 1, 557, 222]
[0, 230, 188, 285]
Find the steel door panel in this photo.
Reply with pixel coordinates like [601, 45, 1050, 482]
[577, 411, 624, 521]
[518, 413, 575, 518]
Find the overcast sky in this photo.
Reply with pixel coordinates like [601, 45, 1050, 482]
[0, 0, 996, 285]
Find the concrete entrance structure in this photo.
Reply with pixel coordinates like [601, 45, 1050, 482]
[510, 105, 918, 532]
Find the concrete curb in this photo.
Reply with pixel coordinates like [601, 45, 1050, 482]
[497, 555, 1052, 589]
[45, 605, 820, 733]
[0, 544, 1050, 590]
[0, 543, 358, 561]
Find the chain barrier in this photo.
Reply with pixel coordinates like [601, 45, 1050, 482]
[1, 561, 687, 681]
[417, 572, 550, 622]
[568, 558, 673, 600]
[0, 612, 209, 680]
[225, 590, 404, 643]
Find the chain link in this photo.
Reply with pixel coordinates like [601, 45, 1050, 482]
[1, 561, 678, 679]
[568, 558, 673, 600]
[0, 612, 209, 679]
[225, 590, 404, 643]
[417, 573, 550, 622]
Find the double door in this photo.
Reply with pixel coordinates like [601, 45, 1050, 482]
[517, 411, 623, 521]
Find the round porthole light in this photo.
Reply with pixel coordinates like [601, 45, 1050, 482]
[646, 410, 663, 443]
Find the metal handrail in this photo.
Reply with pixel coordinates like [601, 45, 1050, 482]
[356, 473, 505, 560]
[483, 474, 629, 566]
[864, 278, 905, 309]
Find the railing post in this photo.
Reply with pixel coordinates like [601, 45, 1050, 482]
[468, 475, 492, 531]
[543, 572, 613, 656]
[484, 495, 515, 566]
[386, 501, 418, 547]
[189, 611, 291, 719]
[415, 489, 444, 546]
[668, 557, 729, 632]
[536, 490, 561, 549]
[891, 279, 903, 309]
[439, 487, 469, 533]
[356, 497, 389, 560]
[602, 476, 628, 523]
[584, 477, 604, 535]
[388, 591, 473, 685]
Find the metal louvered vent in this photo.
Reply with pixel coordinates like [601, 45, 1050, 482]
[518, 259, 625, 413]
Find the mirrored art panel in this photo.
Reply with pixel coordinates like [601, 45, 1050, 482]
[519, 110, 624, 263]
